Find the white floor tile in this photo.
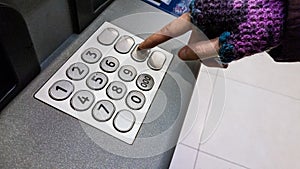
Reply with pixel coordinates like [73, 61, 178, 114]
[195, 151, 249, 169]
[169, 144, 198, 169]
[200, 71, 226, 144]
[177, 67, 217, 149]
[200, 76, 300, 169]
[224, 52, 300, 100]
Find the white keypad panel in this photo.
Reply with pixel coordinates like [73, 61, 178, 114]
[34, 22, 174, 144]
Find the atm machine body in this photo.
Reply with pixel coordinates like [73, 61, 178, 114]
[0, 0, 199, 168]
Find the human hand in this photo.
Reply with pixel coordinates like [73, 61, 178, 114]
[138, 13, 228, 68]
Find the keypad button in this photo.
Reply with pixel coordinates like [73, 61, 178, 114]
[66, 62, 89, 81]
[97, 28, 119, 45]
[126, 91, 146, 110]
[81, 48, 102, 64]
[107, 81, 127, 100]
[113, 110, 135, 133]
[136, 74, 154, 91]
[70, 90, 95, 111]
[100, 56, 119, 73]
[92, 100, 115, 122]
[114, 35, 135, 54]
[118, 65, 137, 82]
[86, 72, 108, 90]
[148, 51, 166, 71]
[49, 80, 74, 101]
[131, 45, 150, 62]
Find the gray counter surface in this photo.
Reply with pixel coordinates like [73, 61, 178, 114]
[0, 0, 200, 168]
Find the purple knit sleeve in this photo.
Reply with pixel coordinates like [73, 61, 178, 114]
[189, 0, 286, 63]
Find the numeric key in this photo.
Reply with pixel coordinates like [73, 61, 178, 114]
[66, 62, 89, 81]
[49, 80, 74, 101]
[100, 56, 119, 73]
[81, 48, 102, 64]
[86, 72, 108, 90]
[126, 91, 145, 110]
[70, 90, 95, 111]
[92, 100, 115, 122]
[118, 65, 137, 82]
[107, 81, 127, 100]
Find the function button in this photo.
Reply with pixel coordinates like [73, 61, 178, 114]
[66, 62, 89, 81]
[97, 28, 119, 45]
[136, 74, 154, 91]
[114, 35, 135, 54]
[148, 51, 166, 71]
[131, 45, 150, 62]
[100, 56, 119, 73]
[118, 65, 137, 82]
[92, 100, 115, 122]
[126, 91, 146, 110]
[81, 48, 102, 64]
[113, 110, 135, 133]
[70, 90, 95, 111]
[107, 81, 127, 100]
[49, 80, 74, 101]
[86, 72, 108, 90]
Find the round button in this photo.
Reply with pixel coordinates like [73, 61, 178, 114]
[70, 90, 95, 111]
[92, 100, 115, 122]
[100, 56, 119, 73]
[118, 65, 137, 82]
[113, 110, 135, 133]
[114, 35, 135, 54]
[97, 28, 119, 45]
[136, 74, 154, 91]
[131, 45, 150, 62]
[86, 72, 108, 90]
[126, 91, 146, 110]
[49, 80, 74, 101]
[66, 62, 89, 81]
[106, 81, 127, 100]
[81, 48, 102, 64]
[147, 51, 166, 71]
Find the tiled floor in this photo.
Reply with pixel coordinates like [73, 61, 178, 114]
[169, 52, 300, 169]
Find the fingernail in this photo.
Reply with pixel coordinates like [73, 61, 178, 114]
[137, 44, 143, 50]
[178, 47, 186, 59]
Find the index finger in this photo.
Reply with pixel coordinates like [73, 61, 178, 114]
[138, 13, 192, 50]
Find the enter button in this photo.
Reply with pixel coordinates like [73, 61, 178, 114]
[113, 110, 135, 133]
[148, 51, 166, 71]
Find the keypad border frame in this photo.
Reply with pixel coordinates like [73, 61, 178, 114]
[34, 22, 174, 144]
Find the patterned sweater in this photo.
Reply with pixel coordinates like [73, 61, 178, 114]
[189, 0, 300, 63]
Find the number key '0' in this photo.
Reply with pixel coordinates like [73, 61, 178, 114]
[126, 91, 145, 110]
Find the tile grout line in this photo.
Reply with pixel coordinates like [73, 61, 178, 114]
[179, 142, 199, 151]
[199, 150, 252, 169]
[216, 71, 300, 101]
[193, 69, 220, 169]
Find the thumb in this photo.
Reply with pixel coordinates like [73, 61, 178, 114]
[178, 37, 220, 60]
[178, 37, 228, 68]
